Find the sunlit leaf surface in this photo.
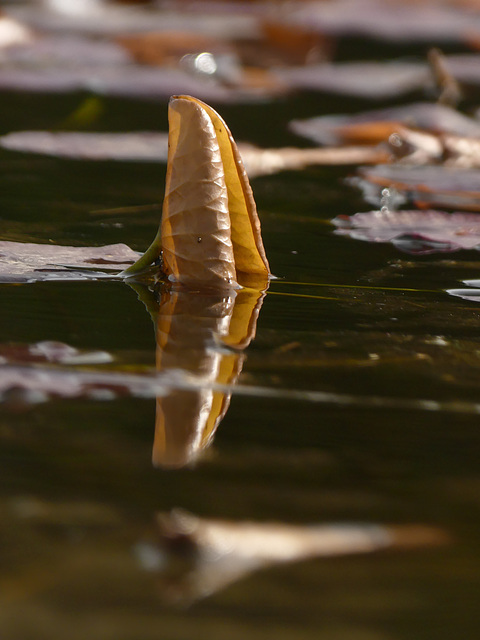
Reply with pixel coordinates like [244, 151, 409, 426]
[0, 131, 170, 162]
[184, 96, 270, 278]
[127, 96, 270, 284]
[355, 165, 480, 211]
[290, 103, 480, 146]
[0, 240, 138, 282]
[333, 209, 480, 254]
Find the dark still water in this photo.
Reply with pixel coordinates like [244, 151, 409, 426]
[0, 87, 479, 640]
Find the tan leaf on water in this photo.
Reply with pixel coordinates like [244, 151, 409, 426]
[161, 97, 236, 288]
[162, 96, 269, 281]
[123, 95, 270, 287]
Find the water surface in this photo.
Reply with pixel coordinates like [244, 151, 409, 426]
[0, 87, 479, 640]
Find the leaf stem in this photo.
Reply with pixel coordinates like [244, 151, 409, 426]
[120, 228, 162, 277]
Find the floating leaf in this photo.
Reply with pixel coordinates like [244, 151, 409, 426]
[0, 130, 387, 175]
[0, 131, 170, 162]
[355, 165, 480, 211]
[0, 240, 139, 283]
[277, 61, 429, 99]
[290, 102, 480, 146]
[0, 341, 112, 366]
[124, 95, 270, 288]
[333, 209, 480, 254]
[239, 143, 389, 176]
[283, 0, 480, 43]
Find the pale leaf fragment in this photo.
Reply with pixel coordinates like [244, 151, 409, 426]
[0, 240, 138, 282]
[146, 509, 447, 603]
[333, 209, 480, 254]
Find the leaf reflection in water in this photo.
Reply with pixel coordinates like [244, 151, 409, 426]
[132, 281, 266, 469]
[134, 509, 447, 605]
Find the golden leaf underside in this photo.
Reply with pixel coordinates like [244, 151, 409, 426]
[161, 98, 237, 288]
[185, 96, 270, 280]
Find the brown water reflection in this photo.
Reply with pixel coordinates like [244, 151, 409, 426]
[131, 281, 266, 468]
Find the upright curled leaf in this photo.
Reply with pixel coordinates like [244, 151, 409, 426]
[122, 96, 270, 288]
[161, 97, 236, 287]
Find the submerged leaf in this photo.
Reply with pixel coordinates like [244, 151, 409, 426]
[333, 209, 480, 254]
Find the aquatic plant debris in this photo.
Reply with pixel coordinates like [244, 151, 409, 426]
[355, 165, 480, 212]
[290, 102, 480, 146]
[0, 130, 388, 175]
[333, 210, 480, 254]
[0, 241, 138, 283]
[0, 341, 112, 366]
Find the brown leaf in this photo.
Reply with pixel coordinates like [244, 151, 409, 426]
[127, 96, 271, 286]
[291, 103, 480, 146]
[161, 97, 237, 287]
[333, 209, 480, 254]
[356, 165, 480, 211]
[185, 96, 270, 280]
[116, 31, 229, 67]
